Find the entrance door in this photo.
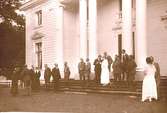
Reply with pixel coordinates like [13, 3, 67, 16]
[132, 32, 135, 59]
[118, 34, 122, 59]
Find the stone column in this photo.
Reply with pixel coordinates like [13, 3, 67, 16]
[79, 0, 87, 59]
[136, 0, 147, 69]
[88, 0, 97, 62]
[122, 0, 133, 55]
[56, 5, 64, 70]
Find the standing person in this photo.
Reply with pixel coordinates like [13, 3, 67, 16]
[78, 58, 85, 80]
[127, 55, 137, 89]
[103, 52, 113, 72]
[35, 67, 41, 91]
[112, 55, 122, 82]
[21, 65, 32, 96]
[11, 67, 20, 96]
[85, 58, 91, 80]
[121, 49, 129, 81]
[64, 62, 70, 80]
[52, 63, 61, 92]
[85, 58, 91, 86]
[150, 56, 160, 96]
[142, 57, 157, 102]
[44, 64, 52, 89]
[101, 56, 110, 86]
[30, 65, 36, 91]
[93, 55, 102, 84]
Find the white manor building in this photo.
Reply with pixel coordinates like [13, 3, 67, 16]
[20, 0, 167, 79]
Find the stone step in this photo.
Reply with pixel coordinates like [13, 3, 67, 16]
[59, 88, 141, 96]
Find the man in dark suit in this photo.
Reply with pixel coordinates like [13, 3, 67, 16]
[94, 55, 102, 84]
[150, 56, 160, 96]
[21, 65, 32, 96]
[11, 66, 20, 96]
[44, 64, 52, 89]
[52, 63, 61, 92]
[29, 65, 36, 91]
[121, 49, 129, 81]
[127, 55, 137, 89]
[34, 67, 41, 91]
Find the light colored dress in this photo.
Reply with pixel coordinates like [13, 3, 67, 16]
[142, 64, 158, 101]
[101, 59, 110, 85]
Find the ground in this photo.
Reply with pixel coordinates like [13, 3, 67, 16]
[0, 88, 167, 113]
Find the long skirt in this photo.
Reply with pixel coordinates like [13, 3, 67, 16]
[100, 69, 110, 85]
[142, 75, 157, 101]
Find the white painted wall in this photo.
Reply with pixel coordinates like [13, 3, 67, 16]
[147, 0, 167, 76]
[25, 0, 63, 79]
[97, 0, 120, 58]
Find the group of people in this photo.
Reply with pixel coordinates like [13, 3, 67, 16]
[9, 49, 161, 102]
[78, 50, 137, 87]
[43, 62, 70, 91]
[11, 65, 41, 96]
[11, 61, 70, 96]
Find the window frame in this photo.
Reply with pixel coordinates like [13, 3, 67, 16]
[36, 10, 42, 26]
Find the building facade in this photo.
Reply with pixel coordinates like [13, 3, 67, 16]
[20, 0, 167, 79]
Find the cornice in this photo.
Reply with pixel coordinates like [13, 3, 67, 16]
[20, 0, 49, 11]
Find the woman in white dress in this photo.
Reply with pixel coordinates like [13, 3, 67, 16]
[101, 57, 110, 85]
[142, 57, 158, 102]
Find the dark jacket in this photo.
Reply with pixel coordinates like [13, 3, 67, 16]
[112, 59, 122, 74]
[21, 68, 32, 82]
[64, 66, 70, 79]
[93, 59, 102, 73]
[44, 67, 52, 81]
[154, 62, 160, 86]
[78, 62, 85, 73]
[52, 67, 61, 81]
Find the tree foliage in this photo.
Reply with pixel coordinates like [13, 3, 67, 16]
[0, 0, 25, 68]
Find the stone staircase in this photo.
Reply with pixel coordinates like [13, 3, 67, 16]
[0, 76, 166, 97]
[44, 76, 167, 97]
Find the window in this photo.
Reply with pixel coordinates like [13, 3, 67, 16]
[36, 10, 42, 26]
[35, 42, 42, 69]
[119, 0, 122, 11]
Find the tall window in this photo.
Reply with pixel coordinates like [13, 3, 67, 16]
[36, 42, 42, 69]
[119, 0, 122, 11]
[36, 10, 42, 26]
[118, 34, 122, 60]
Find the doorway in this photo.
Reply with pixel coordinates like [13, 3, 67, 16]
[118, 34, 122, 59]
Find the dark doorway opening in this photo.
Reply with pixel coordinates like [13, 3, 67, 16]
[132, 32, 135, 59]
[118, 34, 122, 59]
